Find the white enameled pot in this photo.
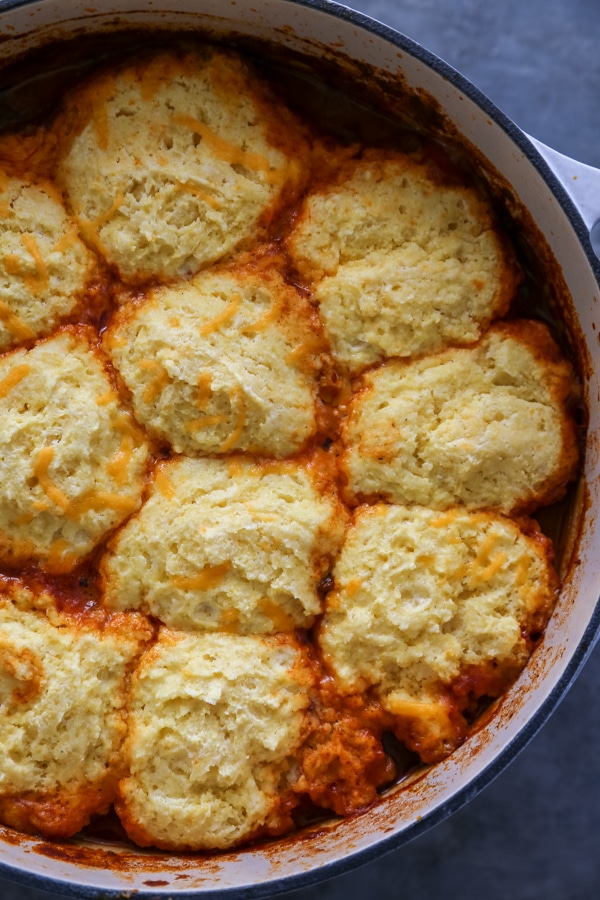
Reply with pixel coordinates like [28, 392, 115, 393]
[0, 1, 599, 897]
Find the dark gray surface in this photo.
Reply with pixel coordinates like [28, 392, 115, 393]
[2, 0, 600, 898]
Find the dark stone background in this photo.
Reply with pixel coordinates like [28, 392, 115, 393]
[2, 0, 600, 897]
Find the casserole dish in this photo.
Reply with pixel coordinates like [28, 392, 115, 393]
[0, 0, 598, 896]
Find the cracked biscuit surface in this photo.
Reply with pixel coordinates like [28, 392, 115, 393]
[342, 321, 579, 513]
[56, 50, 309, 282]
[101, 454, 347, 634]
[0, 173, 96, 351]
[319, 504, 557, 762]
[0, 328, 149, 572]
[104, 261, 325, 457]
[116, 630, 315, 850]
[0, 583, 152, 838]
[286, 149, 519, 371]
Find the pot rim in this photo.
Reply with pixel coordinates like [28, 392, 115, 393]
[0, 1, 599, 897]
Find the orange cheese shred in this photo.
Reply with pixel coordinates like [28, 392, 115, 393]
[430, 510, 458, 529]
[185, 414, 227, 433]
[142, 364, 170, 405]
[195, 372, 213, 410]
[219, 608, 240, 633]
[469, 552, 508, 586]
[89, 76, 117, 151]
[171, 561, 231, 591]
[33, 447, 72, 514]
[95, 390, 118, 406]
[173, 180, 221, 210]
[4, 254, 21, 275]
[242, 501, 277, 523]
[69, 491, 138, 517]
[52, 226, 80, 254]
[198, 294, 240, 336]
[103, 333, 127, 350]
[241, 297, 282, 335]
[13, 511, 35, 526]
[0, 363, 31, 399]
[106, 435, 134, 485]
[77, 191, 124, 243]
[344, 577, 363, 598]
[474, 532, 499, 567]
[386, 696, 452, 724]
[47, 538, 79, 573]
[226, 456, 245, 478]
[113, 411, 145, 443]
[21, 234, 49, 294]
[257, 598, 297, 632]
[154, 464, 176, 500]
[220, 385, 246, 452]
[171, 113, 280, 181]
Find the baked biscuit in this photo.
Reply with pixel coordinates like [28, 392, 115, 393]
[116, 631, 315, 850]
[342, 321, 579, 513]
[319, 504, 557, 762]
[286, 149, 518, 370]
[0, 328, 149, 572]
[0, 583, 152, 838]
[101, 454, 346, 633]
[104, 262, 325, 457]
[56, 50, 309, 282]
[0, 173, 96, 350]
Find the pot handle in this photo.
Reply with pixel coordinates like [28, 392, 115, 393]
[527, 135, 600, 239]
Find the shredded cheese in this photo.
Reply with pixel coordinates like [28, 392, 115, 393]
[69, 491, 138, 517]
[142, 363, 170, 405]
[47, 538, 79, 572]
[106, 435, 134, 485]
[220, 608, 240, 633]
[185, 414, 227, 433]
[220, 385, 246, 452]
[21, 234, 49, 293]
[257, 598, 296, 631]
[4, 254, 21, 275]
[0, 363, 30, 399]
[77, 191, 124, 243]
[52, 226, 80, 253]
[344, 577, 363, 598]
[226, 456, 245, 478]
[154, 465, 175, 500]
[95, 390, 118, 406]
[198, 294, 240, 336]
[173, 180, 221, 210]
[387, 697, 452, 723]
[242, 501, 277, 522]
[171, 113, 281, 183]
[90, 76, 116, 151]
[171, 561, 231, 591]
[241, 297, 282, 335]
[33, 447, 72, 514]
[195, 372, 213, 410]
